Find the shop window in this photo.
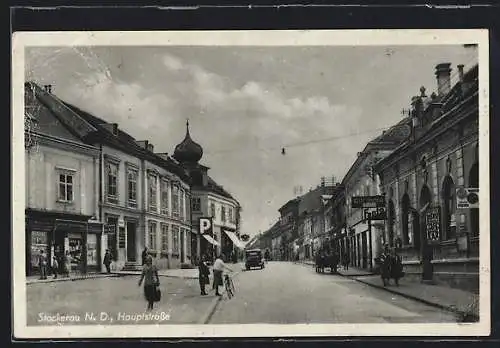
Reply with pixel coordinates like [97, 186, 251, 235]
[30, 231, 49, 269]
[192, 197, 201, 211]
[106, 162, 119, 204]
[127, 170, 138, 208]
[442, 176, 456, 240]
[160, 180, 169, 215]
[58, 172, 74, 202]
[161, 224, 169, 255]
[172, 185, 179, 218]
[148, 222, 157, 251]
[148, 174, 157, 212]
[118, 226, 126, 248]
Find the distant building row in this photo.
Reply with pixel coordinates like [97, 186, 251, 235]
[257, 61, 480, 292]
[24, 82, 241, 276]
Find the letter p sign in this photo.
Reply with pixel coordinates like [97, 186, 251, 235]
[199, 217, 213, 236]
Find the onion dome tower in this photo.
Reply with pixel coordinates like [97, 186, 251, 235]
[173, 119, 203, 165]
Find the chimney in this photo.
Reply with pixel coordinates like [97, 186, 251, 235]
[135, 140, 149, 149]
[100, 123, 118, 136]
[435, 63, 452, 96]
[147, 143, 154, 152]
[457, 64, 465, 82]
[43, 84, 52, 93]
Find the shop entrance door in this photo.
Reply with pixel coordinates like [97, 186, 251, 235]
[180, 230, 185, 263]
[126, 221, 136, 262]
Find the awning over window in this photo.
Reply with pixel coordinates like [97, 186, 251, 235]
[203, 234, 219, 246]
[223, 229, 246, 250]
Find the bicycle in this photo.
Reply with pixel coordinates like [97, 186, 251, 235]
[224, 273, 235, 299]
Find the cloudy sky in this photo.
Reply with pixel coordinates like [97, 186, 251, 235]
[25, 44, 477, 237]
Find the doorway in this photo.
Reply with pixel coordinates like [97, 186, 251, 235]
[126, 221, 137, 262]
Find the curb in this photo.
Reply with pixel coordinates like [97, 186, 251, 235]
[348, 276, 479, 321]
[115, 271, 199, 280]
[26, 273, 121, 285]
[200, 270, 243, 324]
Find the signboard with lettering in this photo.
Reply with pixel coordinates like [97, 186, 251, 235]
[425, 206, 441, 242]
[199, 217, 213, 236]
[456, 187, 479, 209]
[352, 195, 385, 209]
[364, 207, 387, 221]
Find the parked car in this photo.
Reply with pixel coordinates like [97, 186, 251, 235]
[245, 249, 264, 270]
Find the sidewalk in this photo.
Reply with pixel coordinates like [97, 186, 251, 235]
[351, 274, 479, 321]
[26, 272, 120, 285]
[297, 261, 479, 321]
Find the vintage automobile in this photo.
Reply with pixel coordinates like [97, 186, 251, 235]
[245, 248, 265, 270]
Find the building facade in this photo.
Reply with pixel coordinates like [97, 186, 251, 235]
[342, 127, 407, 271]
[25, 82, 104, 276]
[374, 62, 480, 292]
[324, 184, 346, 256]
[36, 86, 192, 271]
[278, 198, 300, 261]
[172, 121, 242, 263]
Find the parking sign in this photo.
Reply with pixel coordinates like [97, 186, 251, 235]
[199, 217, 213, 236]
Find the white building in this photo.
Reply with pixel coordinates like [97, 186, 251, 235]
[172, 121, 243, 263]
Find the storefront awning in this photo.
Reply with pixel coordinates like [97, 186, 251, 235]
[203, 234, 219, 246]
[223, 229, 246, 250]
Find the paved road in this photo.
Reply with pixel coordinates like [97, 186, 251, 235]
[26, 275, 217, 325]
[208, 261, 458, 324]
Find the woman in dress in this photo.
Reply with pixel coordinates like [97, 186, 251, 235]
[138, 255, 160, 311]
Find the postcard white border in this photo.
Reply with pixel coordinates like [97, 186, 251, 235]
[12, 29, 490, 338]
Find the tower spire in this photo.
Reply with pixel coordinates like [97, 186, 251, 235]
[186, 118, 190, 135]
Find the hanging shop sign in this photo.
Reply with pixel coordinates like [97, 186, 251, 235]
[364, 207, 387, 221]
[352, 195, 385, 209]
[425, 206, 441, 242]
[456, 187, 479, 209]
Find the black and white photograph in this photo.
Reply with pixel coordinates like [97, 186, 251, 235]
[12, 30, 490, 338]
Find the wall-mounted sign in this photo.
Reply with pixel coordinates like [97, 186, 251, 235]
[352, 195, 385, 209]
[425, 206, 441, 242]
[199, 217, 213, 236]
[240, 234, 250, 242]
[456, 187, 479, 209]
[364, 207, 387, 221]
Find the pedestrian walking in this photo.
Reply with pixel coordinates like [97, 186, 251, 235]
[198, 254, 210, 296]
[103, 249, 112, 273]
[38, 250, 47, 280]
[390, 249, 404, 287]
[343, 253, 350, 271]
[138, 255, 160, 311]
[212, 254, 233, 296]
[51, 255, 59, 279]
[141, 247, 149, 266]
[379, 245, 392, 287]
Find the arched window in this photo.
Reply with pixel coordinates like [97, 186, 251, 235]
[469, 161, 479, 237]
[442, 176, 456, 240]
[401, 194, 410, 245]
[388, 200, 396, 246]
